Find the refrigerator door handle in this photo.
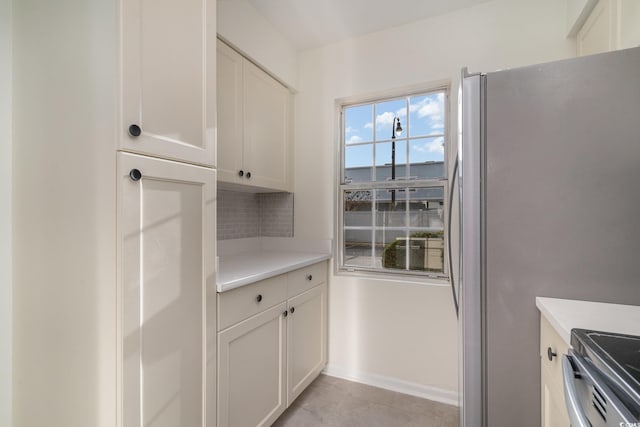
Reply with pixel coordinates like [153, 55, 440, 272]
[562, 354, 590, 427]
[447, 153, 459, 317]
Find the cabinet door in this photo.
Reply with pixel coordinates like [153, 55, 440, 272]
[541, 369, 570, 427]
[287, 284, 327, 405]
[243, 60, 291, 191]
[218, 303, 287, 427]
[540, 316, 570, 427]
[121, 0, 215, 166]
[118, 152, 216, 427]
[217, 40, 244, 184]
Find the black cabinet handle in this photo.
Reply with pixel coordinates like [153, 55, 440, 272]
[246, 172, 251, 179]
[256, 294, 263, 303]
[547, 347, 557, 361]
[306, 274, 313, 281]
[238, 170, 244, 177]
[129, 169, 142, 181]
[283, 310, 288, 317]
[290, 307, 295, 314]
[128, 124, 142, 137]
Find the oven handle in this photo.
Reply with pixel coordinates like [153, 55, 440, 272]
[562, 354, 590, 427]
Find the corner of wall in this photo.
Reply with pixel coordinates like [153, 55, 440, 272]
[0, 0, 12, 424]
[217, 0, 299, 89]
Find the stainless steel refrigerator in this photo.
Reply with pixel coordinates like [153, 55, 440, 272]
[458, 46, 640, 426]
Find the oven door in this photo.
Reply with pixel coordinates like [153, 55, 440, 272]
[562, 350, 638, 426]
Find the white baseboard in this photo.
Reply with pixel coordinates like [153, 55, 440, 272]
[322, 364, 460, 407]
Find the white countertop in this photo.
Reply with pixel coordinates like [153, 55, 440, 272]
[217, 237, 332, 292]
[536, 297, 640, 345]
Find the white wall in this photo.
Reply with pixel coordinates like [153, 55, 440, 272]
[12, 0, 118, 424]
[566, 0, 597, 36]
[295, 0, 576, 400]
[217, 0, 298, 89]
[0, 0, 12, 424]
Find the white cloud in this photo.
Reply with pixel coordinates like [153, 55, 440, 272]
[347, 135, 363, 144]
[376, 111, 395, 126]
[426, 137, 445, 154]
[364, 122, 373, 129]
[409, 94, 444, 121]
[412, 137, 444, 155]
[345, 126, 356, 134]
[375, 109, 406, 130]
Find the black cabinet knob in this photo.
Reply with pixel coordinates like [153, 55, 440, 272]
[290, 307, 295, 314]
[283, 310, 288, 317]
[128, 124, 142, 137]
[547, 347, 557, 361]
[256, 294, 263, 303]
[238, 170, 244, 177]
[246, 172, 251, 179]
[129, 169, 142, 181]
[306, 274, 313, 281]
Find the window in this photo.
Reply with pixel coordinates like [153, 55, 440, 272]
[338, 88, 449, 279]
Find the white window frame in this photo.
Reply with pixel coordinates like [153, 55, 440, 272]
[336, 84, 450, 282]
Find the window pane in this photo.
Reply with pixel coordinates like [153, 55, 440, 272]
[408, 137, 445, 178]
[409, 92, 445, 137]
[344, 190, 372, 227]
[345, 144, 373, 182]
[376, 187, 445, 274]
[388, 234, 444, 273]
[377, 230, 406, 270]
[375, 140, 407, 181]
[345, 104, 373, 144]
[375, 99, 406, 141]
[380, 231, 408, 271]
[408, 186, 445, 273]
[408, 187, 444, 229]
[344, 229, 374, 268]
[375, 189, 406, 227]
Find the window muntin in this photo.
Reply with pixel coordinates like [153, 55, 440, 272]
[339, 88, 448, 279]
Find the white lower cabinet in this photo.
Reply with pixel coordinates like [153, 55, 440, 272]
[118, 152, 216, 427]
[218, 303, 288, 427]
[217, 261, 328, 427]
[539, 316, 570, 427]
[287, 285, 327, 405]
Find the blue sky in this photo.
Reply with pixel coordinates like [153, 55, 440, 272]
[344, 92, 445, 171]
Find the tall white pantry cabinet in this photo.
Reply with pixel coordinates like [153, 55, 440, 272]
[13, 0, 217, 426]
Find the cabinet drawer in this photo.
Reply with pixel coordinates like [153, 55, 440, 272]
[540, 316, 570, 392]
[218, 275, 287, 331]
[287, 261, 327, 298]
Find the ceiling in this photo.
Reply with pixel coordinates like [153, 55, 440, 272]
[243, 0, 493, 51]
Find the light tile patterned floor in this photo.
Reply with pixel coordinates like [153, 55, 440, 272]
[272, 375, 459, 427]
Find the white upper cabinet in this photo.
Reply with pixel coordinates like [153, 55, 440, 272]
[216, 40, 245, 184]
[576, 0, 640, 56]
[243, 60, 291, 191]
[216, 40, 292, 192]
[121, 0, 216, 167]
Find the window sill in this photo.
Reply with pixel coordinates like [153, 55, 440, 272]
[335, 267, 450, 287]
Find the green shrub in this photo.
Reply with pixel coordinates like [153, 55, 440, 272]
[382, 231, 444, 269]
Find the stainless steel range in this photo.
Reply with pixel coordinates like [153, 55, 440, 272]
[563, 329, 640, 426]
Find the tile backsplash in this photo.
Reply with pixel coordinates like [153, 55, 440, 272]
[217, 190, 294, 240]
